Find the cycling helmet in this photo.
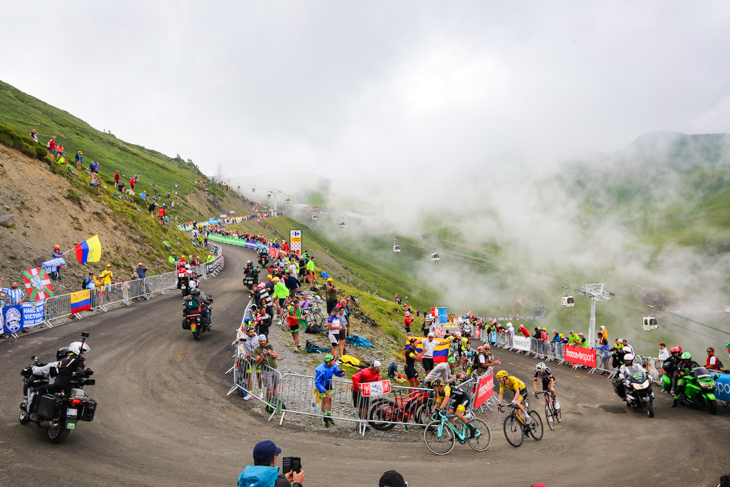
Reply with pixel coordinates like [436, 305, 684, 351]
[623, 353, 634, 362]
[496, 370, 509, 380]
[670, 347, 681, 353]
[431, 378, 444, 388]
[535, 362, 547, 372]
[68, 342, 90, 355]
[681, 352, 691, 360]
[447, 357, 456, 364]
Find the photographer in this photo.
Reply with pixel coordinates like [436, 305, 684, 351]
[238, 440, 304, 487]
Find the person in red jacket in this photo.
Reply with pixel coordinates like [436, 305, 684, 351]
[517, 324, 530, 338]
[352, 361, 382, 422]
[404, 311, 414, 336]
[114, 171, 120, 189]
[706, 347, 725, 371]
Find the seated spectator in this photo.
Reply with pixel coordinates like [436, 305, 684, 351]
[238, 440, 304, 487]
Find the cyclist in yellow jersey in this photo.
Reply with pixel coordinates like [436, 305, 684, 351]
[430, 379, 476, 438]
[495, 370, 532, 424]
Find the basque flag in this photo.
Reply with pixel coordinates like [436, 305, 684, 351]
[70, 290, 92, 314]
[75, 235, 102, 264]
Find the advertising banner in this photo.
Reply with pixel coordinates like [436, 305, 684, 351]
[713, 374, 730, 403]
[473, 370, 494, 409]
[513, 335, 532, 352]
[290, 230, 302, 253]
[564, 345, 597, 367]
[361, 380, 392, 397]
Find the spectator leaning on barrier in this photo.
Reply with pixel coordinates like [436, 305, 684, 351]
[351, 360, 382, 422]
[254, 334, 279, 401]
[0, 277, 28, 306]
[232, 324, 259, 400]
[314, 354, 345, 427]
[658, 343, 670, 362]
[136, 263, 147, 280]
[238, 440, 304, 487]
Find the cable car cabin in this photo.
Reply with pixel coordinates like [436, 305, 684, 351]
[561, 296, 575, 308]
[339, 221, 346, 228]
[393, 245, 401, 253]
[286, 198, 291, 204]
[267, 193, 271, 198]
[642, 316, 658, 331]
[251, 187, 255, 192]
[312, 214, 318, 221]
[431, 252, 440, 262]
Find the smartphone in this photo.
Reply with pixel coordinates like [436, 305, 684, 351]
[282, 456, 301, 473]
[264, 344, 273, 351]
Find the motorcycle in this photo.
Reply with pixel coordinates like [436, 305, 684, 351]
[19, 339, 97, 444]
[182, 293, 213, 340]
[612, 364, 655, 417]
[177, 272, 190, 296]
[661, 367, 717, 414]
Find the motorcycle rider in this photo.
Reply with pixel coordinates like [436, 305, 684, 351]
[672, 352, 698, 407]
[615, 353, 641, 400]
[663, 347, 682, 395]
[244, 260, 259, 286]
[28, 342, 93, 418]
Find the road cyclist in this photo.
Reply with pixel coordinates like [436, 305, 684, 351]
[496, 370, 531, 425]
[533, 362, 561, 428]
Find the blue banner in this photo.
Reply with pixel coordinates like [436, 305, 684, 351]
[2, 305, 23, 334]
[21, 301, 45, 327]
[42, 257, 67, 274]
[714, 373, 730, 402]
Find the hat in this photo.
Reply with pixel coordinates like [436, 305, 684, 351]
[273, 277, 279, 282]
[477, 346, 484, 351]
[78, 151, 82, 154]
[244, 317, 252, 323]
[371, 360, 382, 368]
[578, 332, 584, 336]
[258, 334, 267, 340]
[428, 332, 435, 337]
[106, 264, 111, 267]
[327, 278, 333, 282]
[54, 245, 60, 249]
[324, 354, 334, 362]
[252, 440, 281, 464]
[379, 470, 406, 487]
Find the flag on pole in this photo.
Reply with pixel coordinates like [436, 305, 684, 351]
[403, 338, 452, 364]
[22, 267, 54, 301]
[70, 290, 91, 314]
[75, 235, 102, 264]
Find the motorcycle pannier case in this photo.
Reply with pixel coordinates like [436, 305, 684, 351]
[37, 394, 57, 419]
[81, 399, 97, 421]
[182, 319, 191, 330]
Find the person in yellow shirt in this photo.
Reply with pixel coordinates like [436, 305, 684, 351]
[496, 370, 532, 424]
[98, 264, 114, 292]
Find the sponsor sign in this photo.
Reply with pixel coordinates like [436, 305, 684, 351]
[290, 230, 302, 253]
[473, 370, 494, 409]
[361, 380, 392, 397]
[513, 335, 532, 352]
[713, 374, 730, 402]
[564, 345, 597, 367]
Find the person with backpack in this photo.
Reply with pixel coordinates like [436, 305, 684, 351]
[238, 440, 304, 487]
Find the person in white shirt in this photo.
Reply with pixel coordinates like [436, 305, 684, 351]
[621, 339, 635, 356]
[657, 343, 670, 362]
[421, 333, 438, 373]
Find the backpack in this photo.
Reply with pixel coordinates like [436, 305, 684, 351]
[237, 465, 278, 487]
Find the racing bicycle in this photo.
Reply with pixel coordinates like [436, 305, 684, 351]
[423, 409, 492, 455]
[536, 391, 561, 430]
[369, 389, 434, 430]
[500, 402, 543, 447]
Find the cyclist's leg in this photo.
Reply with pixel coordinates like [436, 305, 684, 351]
[513, 390, 529, 420]
[447, 406, 457, 426]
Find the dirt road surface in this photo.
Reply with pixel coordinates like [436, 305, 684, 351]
[1, 244, 728, 487]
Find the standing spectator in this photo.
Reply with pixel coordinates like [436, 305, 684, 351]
[0, 277, 28, 306]
[327, 306, 343, 358]
[75, 151, 83, 170]
[91, 173, 101, 196]
[706, 347, 724, 371]
[621, 338, 634, 355]
[325, 278, 338, 313]
[254, 306, 272, 338]
[47, 136, 56, 156]
[158, 206, 168, 224]
[305, 256, 315, 286]
[254, 334, 279, 401]
[404, 338, 425, 387]
[56, 143, 64, 160]
[351, 361, 382, 423]
[286, 297, 304, 350]
[90, 160, 99, 173]
[129, 176, 136, 190]
[130, 266, 139, 280]
[135, 263, 148, 279]
[51, 245, 66, 280]
[238, 440, 304, 487]
[232, 324, 259, 400]
[114, 171, 120, 189]
[337, 304, 348, 356]
[596, 338, 611, 371]
[98, 264, 113, 294]
[339, 297, 350, 338]
[314, 354, 345, 427]
[148, 201, 157, 217]
[404, 311, 413, 337]
[421, 333, 438, 374]
[30, 129, 38, 142]
[273, 277, 288, 319]
[658, 343, 670, 362]
[284, 269, 300, 298]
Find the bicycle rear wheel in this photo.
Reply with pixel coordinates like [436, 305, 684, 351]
[526, 411, 543, 440]
[466, 418, 492, 451]
[503, 414, 523, 447]
[369, 400, 397, 431]
[424, 421, 455, 455]
[544, 402, 555, 430]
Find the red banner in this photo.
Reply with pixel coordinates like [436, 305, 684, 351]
[473, 370, 494, 409]
[361, 380, 392, 397]
[564, 345, 597, 367]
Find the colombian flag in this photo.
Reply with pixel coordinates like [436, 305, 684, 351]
[75, 235, 102, 264]
[70, 290, 91, 314]
[404, 337, 452, 364]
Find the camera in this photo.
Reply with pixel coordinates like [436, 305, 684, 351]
[282, 457, 301, 474]
[81, 332, 90, 338]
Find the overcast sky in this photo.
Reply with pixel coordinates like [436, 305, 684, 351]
[4, 1, 730, 180]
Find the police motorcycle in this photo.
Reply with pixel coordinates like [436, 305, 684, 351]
[612, 354, 655, 418]
[182, 288, 214, 340]
[19, 332, 97, 443]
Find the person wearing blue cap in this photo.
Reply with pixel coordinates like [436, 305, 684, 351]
[254, 335, 279, 401]
[238, 440, 305, 487]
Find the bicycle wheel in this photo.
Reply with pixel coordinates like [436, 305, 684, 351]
[555, 404, 562, 423]
[424, 421, 455, 455]
[466, 418, 492, 452]
[369, 400, 397, 431]
[503, 414, 524, 447]
[544, 402, 555, 430]
[526, 411, 543, 440]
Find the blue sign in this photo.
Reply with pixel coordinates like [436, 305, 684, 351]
[713, 373, 730, 402]
[2, 305, 23, 334]
[438, 307, 448, 324]
[21, 301, 45, 327]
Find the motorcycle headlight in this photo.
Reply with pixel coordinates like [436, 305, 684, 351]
[700, 381, 712, 389]
[632, 380, 650, 389]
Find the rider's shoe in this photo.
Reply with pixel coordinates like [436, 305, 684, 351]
[468, 425, 477, 438]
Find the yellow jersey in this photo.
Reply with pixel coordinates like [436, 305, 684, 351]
[499, 376, 526, 394]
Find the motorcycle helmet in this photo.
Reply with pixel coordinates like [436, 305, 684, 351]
[623, 353, 634, 362]
[496, 370, 509, 380]
[431, 378, 444, 388]
[670, 347, 681, 353]
[56, 347, 70, 361]
[535, 362, 547, 372]
[185, 264, 191, 270]
[681, 352, 691, 360]
[68, 342, 90, 355]
[247, 260, 252, 265]
[190, 288, 201, 296]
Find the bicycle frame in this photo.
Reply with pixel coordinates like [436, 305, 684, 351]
[433, 411, 475, 441]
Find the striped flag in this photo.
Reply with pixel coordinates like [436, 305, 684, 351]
[70, 290, 91, 314]
[22, 267, 54, 301]
[75, 235, 102, 264]
[404, 338, 452, 364]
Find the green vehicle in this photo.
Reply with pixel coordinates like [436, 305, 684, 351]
[661, 367, 717, 415]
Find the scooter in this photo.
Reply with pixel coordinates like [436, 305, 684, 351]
[613, 364, 655, 417]
[661, 367, 717, 414]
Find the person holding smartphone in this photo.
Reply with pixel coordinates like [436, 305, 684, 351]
[238, 440, 304, 487]
[254, 335, 279, 401]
